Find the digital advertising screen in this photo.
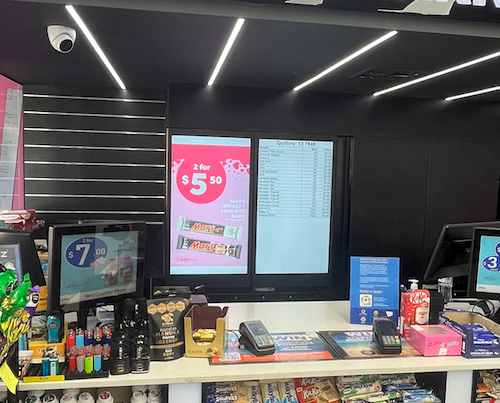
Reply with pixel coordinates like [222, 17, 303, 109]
[475, 235, 500, 294]
[0, 75, 23, 210]
[59, 231, 140, 305]
[170, 135, 251, 275]
[255, 139, 334, 274]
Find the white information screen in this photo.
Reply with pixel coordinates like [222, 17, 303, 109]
[255, 139, 334, 274]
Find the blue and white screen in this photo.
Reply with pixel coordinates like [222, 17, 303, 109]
[255, 139, 334, 274]
[476, 235, 500, 294]
[0, 244, 21, 278]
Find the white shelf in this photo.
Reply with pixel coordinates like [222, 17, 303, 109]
[16, 300, 500, 401]
[16, 353, 500, 391]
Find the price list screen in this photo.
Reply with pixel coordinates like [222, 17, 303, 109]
[255, 139, 333, 274]
[170, 135, 251, 275]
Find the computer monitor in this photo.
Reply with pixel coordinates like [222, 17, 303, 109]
[424, 221, 500, 282]
[0, 228, 46, 287]
[47, 221, 146, 313]
[468, 227, 500, 300]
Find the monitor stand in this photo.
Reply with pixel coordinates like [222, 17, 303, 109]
[75, 303, 122, 330]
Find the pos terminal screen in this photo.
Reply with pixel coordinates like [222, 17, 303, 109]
[0, 244, 21, 277]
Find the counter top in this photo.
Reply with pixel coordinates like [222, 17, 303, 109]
[17, 300, 500, 391]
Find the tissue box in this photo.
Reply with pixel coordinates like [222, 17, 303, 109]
[184, 305, 228, 357]
[409, 324, 461, 356]
[439, 311, 500, 358]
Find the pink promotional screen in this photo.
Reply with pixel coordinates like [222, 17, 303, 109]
[0, 75, 23, 210]
[170, 135, 251, 275]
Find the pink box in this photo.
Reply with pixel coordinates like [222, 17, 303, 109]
[409, 324, 462, 356]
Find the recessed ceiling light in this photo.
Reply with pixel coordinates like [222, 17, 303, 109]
[65, 5, 127, 90]
[445, 86, 500, 101]
[208, 18, 245, 87]
[373, 49, 500, 97]
[285, 0, 324, 5]
[293, 30, 398, 92]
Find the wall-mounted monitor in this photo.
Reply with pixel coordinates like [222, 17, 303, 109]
[47, 221, 146, 313]
[254, 138, 333, 275]
[170, 135, 251, 277]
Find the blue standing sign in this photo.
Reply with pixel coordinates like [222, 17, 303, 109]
[350, 256, 400, 325]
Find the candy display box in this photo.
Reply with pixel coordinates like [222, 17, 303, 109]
[439, 311, 500, 358]
[409, 324, 461, 356]
[184, 305, 228, 358]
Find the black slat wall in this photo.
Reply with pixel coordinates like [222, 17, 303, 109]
[22, 85, 167, 278]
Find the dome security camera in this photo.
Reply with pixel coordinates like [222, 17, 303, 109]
[47, 25, 76, 53]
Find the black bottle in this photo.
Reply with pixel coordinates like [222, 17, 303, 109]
[136, 297, 149, 334]
[130, 330, 150, 373]
[121, 298, 137, 337]
[109, 330, 131, 375]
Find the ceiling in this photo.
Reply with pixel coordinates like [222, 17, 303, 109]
[3, 0, 500, 101]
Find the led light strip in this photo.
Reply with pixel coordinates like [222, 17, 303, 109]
[66, 5, 126, 90]
[208, 18, 245, 86]
[293, 30, 398, 92]
[374, 50, 500, 97]
[445, 85, 500, 101]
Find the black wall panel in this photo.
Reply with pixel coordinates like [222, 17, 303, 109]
[349, 136, 429, 283]
[169, 83, 500, 286]
[21, 82, 500, 293]
[169, 84, 500, 142]
[22, 85, 167, 278]
[423, 140, 500, 264]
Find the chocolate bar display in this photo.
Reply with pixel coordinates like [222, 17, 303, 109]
[176, 235, 242, 259]
[177, 216, 242, 240]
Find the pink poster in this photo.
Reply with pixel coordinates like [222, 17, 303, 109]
[0, 75, 23, 210]
[170, 136, 251, 275]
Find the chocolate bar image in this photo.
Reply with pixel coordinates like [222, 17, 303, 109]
[177, 216, 242, 240]
[176, 235, 242, 259]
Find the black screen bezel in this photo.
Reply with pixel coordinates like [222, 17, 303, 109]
[163, 128, 350, 300]
[250, 132, 336, 292]
[0, 228, 46, 287]
[163, 128, 254, 292]
[47, 221, 146, 314]
[424, 220, 500, 282]
[467, 226, 500, 300]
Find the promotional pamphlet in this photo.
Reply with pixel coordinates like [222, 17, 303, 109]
[350, 256, 400, 325]
[0, 74, 23, 210]
[210, 331, 336, 364]
[319, 330, 421, 359]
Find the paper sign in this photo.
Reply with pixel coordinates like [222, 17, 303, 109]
[350, 256, 400, 325]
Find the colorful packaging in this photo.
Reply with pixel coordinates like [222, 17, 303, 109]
[260, 382, 282, 403]
[338, 381, 382, 400]
[278, 380, 298, 403]
[294, 378, 339, 403]
[409, 324, 461, 356]
[147, 294, 190, 361]
[399, 287, 430, 341]
[247, 382, 264, 403]
[207, 382, 248, 403]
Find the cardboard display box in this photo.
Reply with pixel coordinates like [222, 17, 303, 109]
[439, 311, 500, 358]
[409, 324, 461, 356]
[28, 322, 67, 363]
[184, 305, 228, 358]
